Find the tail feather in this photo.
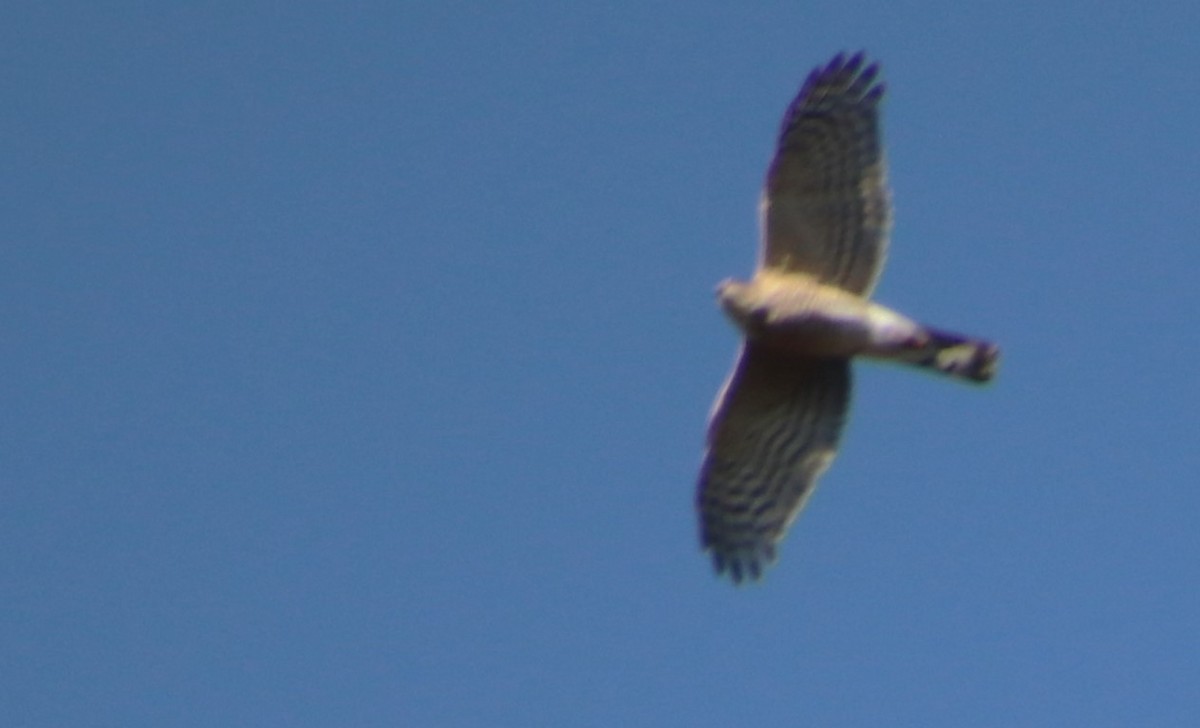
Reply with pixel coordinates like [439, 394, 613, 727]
[904, 327, 999, 383]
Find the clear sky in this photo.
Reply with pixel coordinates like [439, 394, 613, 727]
[4, 2, 1200, 726]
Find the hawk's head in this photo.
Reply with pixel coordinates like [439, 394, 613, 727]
[715, 278, 766, 335]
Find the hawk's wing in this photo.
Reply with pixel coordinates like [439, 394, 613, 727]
[697, 344, 851, 583]
[760, 52, 892, 297]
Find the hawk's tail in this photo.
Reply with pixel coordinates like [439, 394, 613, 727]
[900, 326, 999, 383]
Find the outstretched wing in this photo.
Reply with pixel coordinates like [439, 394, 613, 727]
[760, 52, 891, 297]
[697, 344, 851, 583]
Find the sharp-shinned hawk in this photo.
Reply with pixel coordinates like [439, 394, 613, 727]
[697, 52, 999, 584]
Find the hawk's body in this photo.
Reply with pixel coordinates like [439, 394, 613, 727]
[697, 53, 999, 584]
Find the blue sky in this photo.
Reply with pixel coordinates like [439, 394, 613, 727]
[4, 2, 1200, 725]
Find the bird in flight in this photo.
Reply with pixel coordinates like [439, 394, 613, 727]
[697, 52, 999, 584]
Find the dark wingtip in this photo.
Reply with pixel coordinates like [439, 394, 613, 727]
[843, 50, 866, 74]
[706, 542, 774, 585]
[798, 50, 885, 102]
[779, 51, 884, 141]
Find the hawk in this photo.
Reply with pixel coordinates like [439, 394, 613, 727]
[697, 52, 999, 584]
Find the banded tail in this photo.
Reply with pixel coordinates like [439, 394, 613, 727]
[899, 326, 999, 383]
